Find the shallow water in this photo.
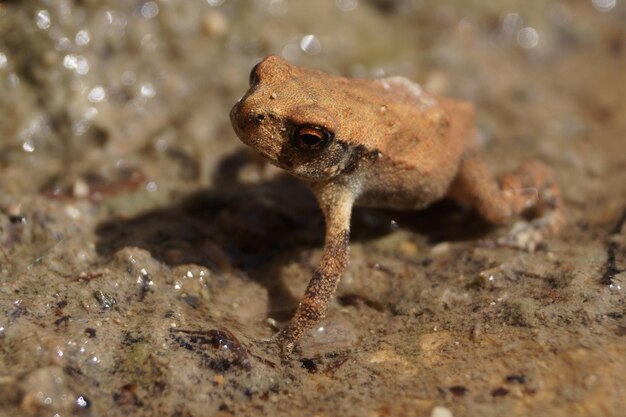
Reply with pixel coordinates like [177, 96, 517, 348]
[0, 1, 625, 416]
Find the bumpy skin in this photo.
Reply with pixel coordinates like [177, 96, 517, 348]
[230, 56, 564, 356]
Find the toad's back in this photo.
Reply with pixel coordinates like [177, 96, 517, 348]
[323, 76, 478, 209]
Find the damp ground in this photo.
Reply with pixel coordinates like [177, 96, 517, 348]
[0, 1, 625, 416]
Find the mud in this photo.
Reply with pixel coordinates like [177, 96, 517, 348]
[0, 1, 625, 416]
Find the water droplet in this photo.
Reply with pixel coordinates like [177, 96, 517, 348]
[592, 0, 616, 12]
[73, 119, 90, 136]
[207, 0, 225, 6]
[371, 67, 385, 77]
[121, 70, 136, 86]
[0, 52, 7, 69]
[140, 1, 159, 19]
[63, 54, 77, 69]
[268, 0, 288, 16]
[282, 43, 301, 61]
[76, 396, 89, 408]
[84, 107, 98, 120]
[55, 36, 71, 51]
[550, 3, 572, 25]
[22, 141, 35, 153]
[63, 54, 90, 74]
[145, 181, 157, 192]
[75, 29, 91, 46]
[140, 83, 156, 98]
[7, 73, 19, 87]
[300, 34, 322, 55]
[88, 86, 106, 103]
[336, 0, 358, 12]
[501, 12, 522, 35]
[36, 10, 51, 30]
[517, 27, 539, 49]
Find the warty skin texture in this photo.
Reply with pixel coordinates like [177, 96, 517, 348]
[230, 55, 564, 356]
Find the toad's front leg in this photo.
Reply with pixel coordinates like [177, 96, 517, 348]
[279, 183, 354, 357]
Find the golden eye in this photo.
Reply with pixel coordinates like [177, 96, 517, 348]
[249, 63, 260, 86]
[292, 125, 333, 151]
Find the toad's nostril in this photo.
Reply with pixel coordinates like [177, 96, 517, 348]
[253, 113, 265, 125]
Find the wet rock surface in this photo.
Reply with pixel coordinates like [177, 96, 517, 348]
[1, 1, 625, 416]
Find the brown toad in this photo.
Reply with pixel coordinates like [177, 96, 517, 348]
[230, 55, 564, 355]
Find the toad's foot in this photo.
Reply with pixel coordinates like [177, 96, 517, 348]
[253, 328, 293, 361]
[449, 157, 565, 251]
[273, 325, 299, 360]
[498, 217, 553, 252]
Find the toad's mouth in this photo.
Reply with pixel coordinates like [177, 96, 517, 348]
[229, 101, 246, 137]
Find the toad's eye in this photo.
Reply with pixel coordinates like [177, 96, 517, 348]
[249, 63, 260, 87]
[291, 125, 333, 151]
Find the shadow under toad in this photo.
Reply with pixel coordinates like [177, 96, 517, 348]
[95, 149, 493, 322]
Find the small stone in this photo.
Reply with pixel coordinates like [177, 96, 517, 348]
[430, 242, 450, 256]
[6, 203, 22, 218]
[93, 290, 117, 309]
[431, 405, 453, 417]
[72, 178, 90, 198]
[400, 240, 418, 256]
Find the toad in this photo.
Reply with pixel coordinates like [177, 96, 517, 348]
[230, 56, 564, 355]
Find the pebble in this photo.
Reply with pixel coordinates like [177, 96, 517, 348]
[430, 242, 451, 256]
[431, 406, 453, 417]
[6, 203, 22, 218]
[73, 178, 90, 198]
[400, 240, 418, 256]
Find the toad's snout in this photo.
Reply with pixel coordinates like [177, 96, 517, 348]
[229, 100, 246, 136]
[229, 99, 268, 137]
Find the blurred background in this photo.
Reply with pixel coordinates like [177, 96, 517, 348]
[1, 0, 624, 196]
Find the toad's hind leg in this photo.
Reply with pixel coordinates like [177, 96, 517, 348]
[447, 155, 565, 250]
